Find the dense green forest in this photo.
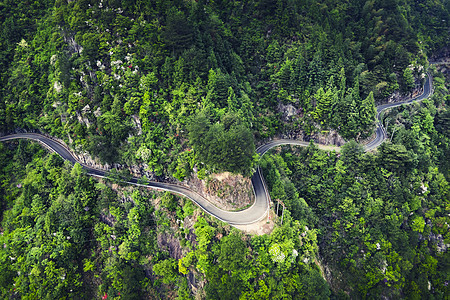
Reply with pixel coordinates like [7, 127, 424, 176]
[0, 141, 330, 298]
[261, 69, 450, 298]
[1, 0, 449, 299]
[1, 0, 448, 177]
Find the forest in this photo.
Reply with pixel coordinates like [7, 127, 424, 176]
[0, 0, 449, 299]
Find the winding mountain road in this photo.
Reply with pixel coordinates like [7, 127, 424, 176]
[365, 72, 433, 150]
[0, 73, 433, 225]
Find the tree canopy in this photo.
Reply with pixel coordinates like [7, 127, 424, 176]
[0, 0, 449, 299]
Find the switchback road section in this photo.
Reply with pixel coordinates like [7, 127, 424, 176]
[0, 72, 433, 225]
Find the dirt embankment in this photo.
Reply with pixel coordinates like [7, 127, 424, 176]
[184, 171, 255, 211]
[278, 129, 346, 147]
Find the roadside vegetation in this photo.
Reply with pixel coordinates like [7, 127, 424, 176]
[1, 0, 448, 178]
[0, 0, 449, 299]
[261, 72, 449, 297]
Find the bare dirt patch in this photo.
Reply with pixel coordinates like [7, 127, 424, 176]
[233, 210, 275, 235]
[184, 171, 255, 211]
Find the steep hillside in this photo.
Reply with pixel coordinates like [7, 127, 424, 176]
[1, 0, 448, 178]
[0, 1, 449, 299]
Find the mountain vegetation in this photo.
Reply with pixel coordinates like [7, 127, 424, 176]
[260, 73, 449, 297]
[0, 0, 449, 299]
[1, 0, 448, 178]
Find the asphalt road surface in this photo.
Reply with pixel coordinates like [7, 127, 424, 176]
[365, 72, 432, 150]
[0, 73, 433, 225]
[0, 133, 269, 225]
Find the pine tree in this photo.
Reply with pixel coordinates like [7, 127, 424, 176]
[359, 91, 376, 135]
[277, 59, 293, 90]
[292, 53, 307, 90]
[402, 68, 415, 92]
[227, 87, 238, 113]
[313, 87, 326, 120]
[339, 67, 346, 100]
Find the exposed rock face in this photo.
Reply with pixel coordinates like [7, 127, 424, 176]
[131, 114, 142, 135]
[63, 31, 83, 55]
[278, 102, 298, 121]
[274, 98, 347, 147]
[73, 150, 110, 171]
[313, 130, 346, 147]
[184, 172, 255, 211]
[157, 233, 183, 260]
[435, 63, 450, 76]
[272, 129, 346, 147]
[428, 232, 449, 254]
[385, 85, 424, 105]
[76, 110, 91, 128]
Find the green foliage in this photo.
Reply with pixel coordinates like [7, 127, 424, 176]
[0, 142, 158, 298]
[0, 1, 449, 299]
[188, 112, 256, 176]
[379, 142, 415, 174]
[1, 0, 444, 177]
[217, 231, 247, 271]
[261, 92, 450, 298]
[153, 259, 178, 284]
[403, 68, 415, 92]
[410, 216, 425, 233]
[185, 217, 328, 299]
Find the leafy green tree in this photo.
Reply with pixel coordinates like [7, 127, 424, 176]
[301, 268, 331, 300]
[410, 216, 425, 233]
[217, 231, 247, 271]
[188, 112, 255, 175]
[207, 69, 232, 108]
[313, 87, 337, 126]
[153, 258, 179, 284]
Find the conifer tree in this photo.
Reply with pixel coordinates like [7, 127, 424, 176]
[359, 91, 376, 134]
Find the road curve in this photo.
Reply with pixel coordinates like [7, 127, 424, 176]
[365, 72, 433, 150]
[0, 73, 433, 225]
[0, 133, 271, 225]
